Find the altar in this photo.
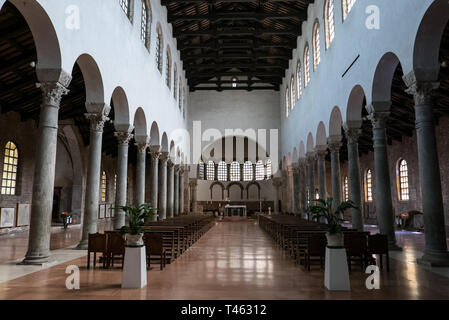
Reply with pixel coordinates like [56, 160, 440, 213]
[223, 205, 247, 220]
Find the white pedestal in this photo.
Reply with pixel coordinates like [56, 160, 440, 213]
[122, 246, 147, 289]
[324, 247, 351, 291]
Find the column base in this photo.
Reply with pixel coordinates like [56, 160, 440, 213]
[388, 242, 402, 251]
[417, 250, 449, 267]
[76, 239, 88, 250]
[20, 252, 50, 265]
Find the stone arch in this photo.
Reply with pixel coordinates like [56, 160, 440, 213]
[161, 132, 169, 152]
[346, 85, 366, 128]
[412, 0, 449, 82]
[133, 107, 148, 144]
[371, 52, 401, 108]
[227, 182, 244, 200]
[2, 0, 62, 75]
[292, 147, 298, 164]
[75, 54, 104, 104]
[287, 152, 292, 166]
[329, 106, 343, 137]
[150, 121, 160, 147]
[210, 181, 225, 200]
[315, 122, 327, 147]
[299, 141, 306, 159]
[246, 181, 261, 200]
[110, 87, 131, 130]
[306, 133, 314, 153]
[169, 140, 176, 159]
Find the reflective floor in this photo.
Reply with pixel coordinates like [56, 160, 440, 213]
[0, 220, 448, 300]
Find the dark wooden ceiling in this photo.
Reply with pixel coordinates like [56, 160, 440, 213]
[163, 0, 313, 91]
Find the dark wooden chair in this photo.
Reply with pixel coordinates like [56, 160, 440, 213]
[87, 233, 107, 269]
[304, 233, 327, 271]
[344, 233, 368, 272]
[143, 233, 167, 270]
[367, 234, 390, 271]
[106, 232, 125, 268]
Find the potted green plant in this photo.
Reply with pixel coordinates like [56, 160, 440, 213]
[308, 198, 358, 247]
[115, 203, 157, 247]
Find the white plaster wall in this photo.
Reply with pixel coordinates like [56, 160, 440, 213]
[279, 0, 436, 159]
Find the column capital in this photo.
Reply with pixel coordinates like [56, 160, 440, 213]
[298, 158, 307, 169]
[135, 140, 149, 154]
[85, 110, 110, 132]
[315, 148, 327, 160]
[159, 152, 169, 163]
[402, 71, 440, 106]
[174, 164, 181, 173]
[179, 166, 185, 175]
[38, 81, 70, 107]
[368, 111, 390, 129]
[115, 131, 133, 146]
[306, 152, 316, 163]
[327, 137, 342, 154]
[343, 125, 362, 144]
[167, 159, 175, 168]
[189, 179, 198, 188]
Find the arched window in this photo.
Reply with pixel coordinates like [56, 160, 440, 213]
[342, 0, 356, 20]
[256, 160, 264, 181]
[114, 174, 117, 198]
[198, 160, 205, 179]
[343, 176, 349, 201]
[266, 159, 272, 179]
[166, 47, 172, 88]
[285, 87, 289, 118]
[156, 25, 163, 73]
[364, 169, 373, 202]
[230, 162, 240, 182]
[174, 65, 178, 99]
[397, 159, 409, 201]
[243, 161, 253, 181]
[290, 76, 295, 110]
[179, 79, 182, 109]
[296, 62, 302, 100]
[119, 0, 133, 21]
[312, 22, 321, 70]
[324, 0, 335, 49]
[304, 44, 310, 87]
[140, 0, 151, 49]
[1, 141, 18, 195]
[218, 161, 227, 181]
[206, 161, 215, 181]
[101, 171, 107, 202]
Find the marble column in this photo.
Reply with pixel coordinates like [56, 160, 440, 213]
[369, 110, 399, 249]
[23, 78, 70, 264]
[174, 165, 180, 216]
[113, 131, 133, 229]
[272, 177, 282, 214]
[298, 159, 307, 218]
[293, 166, 300, 215]
[306, 152, 316, 207]
[166, 159, 175, 219]
[405, 77, 449, 266]
[148, 147, 160, 222]
[77, 106, 110, 249]
[135, 141, 148, 206]
[316, 148, 327, 200]
[190, 179, 198, 213]
[158, 152, 169, 220]
[344, 126, 364, 231]
[328, 137, 342, 210]
[179, 166, 185, 215]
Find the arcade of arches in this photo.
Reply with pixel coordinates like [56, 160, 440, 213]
[0, 0, 449, 300]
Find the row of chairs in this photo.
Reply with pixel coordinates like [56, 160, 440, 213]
[87, 215, 215, 270]
[259, 215, 390, 272]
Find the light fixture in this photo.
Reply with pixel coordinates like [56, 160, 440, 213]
[231, 77, 238, 88]
[441, 61, 448, 68]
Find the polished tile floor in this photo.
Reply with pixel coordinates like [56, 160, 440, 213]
[0, 220, 448, 300]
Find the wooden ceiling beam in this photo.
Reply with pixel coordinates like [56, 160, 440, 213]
[168, 12, 306, 24]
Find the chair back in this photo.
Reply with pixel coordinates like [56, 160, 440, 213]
[143, 233, 164, 254]
[344, 233, 367, 255]
[107, 232, 125, 255]
[88, 233, 107, 252]
[368, 234, 388, 254]
[307, 234, 326, 255]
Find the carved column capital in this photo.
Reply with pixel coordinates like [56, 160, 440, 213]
[167, 159, 175, 168]
[298, 158, 307, 169]
[327, 136, 342, 154]
[174, 164, 180, 173]
[149, 151, 160, 161]
[405, 82, 439, 106]
[189, 179, 198, 188]
[38, 81, 70, 107]
[315, 148, 327, 160]
[368, 111, 390, 129]
[115, 131, 133, 146]
[306, 152, 316, 163]
[136, 141, 149, 154]
[343, 125, 362, 144]
[159, 152, 169, 163]
[85, 111, 110, 132]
